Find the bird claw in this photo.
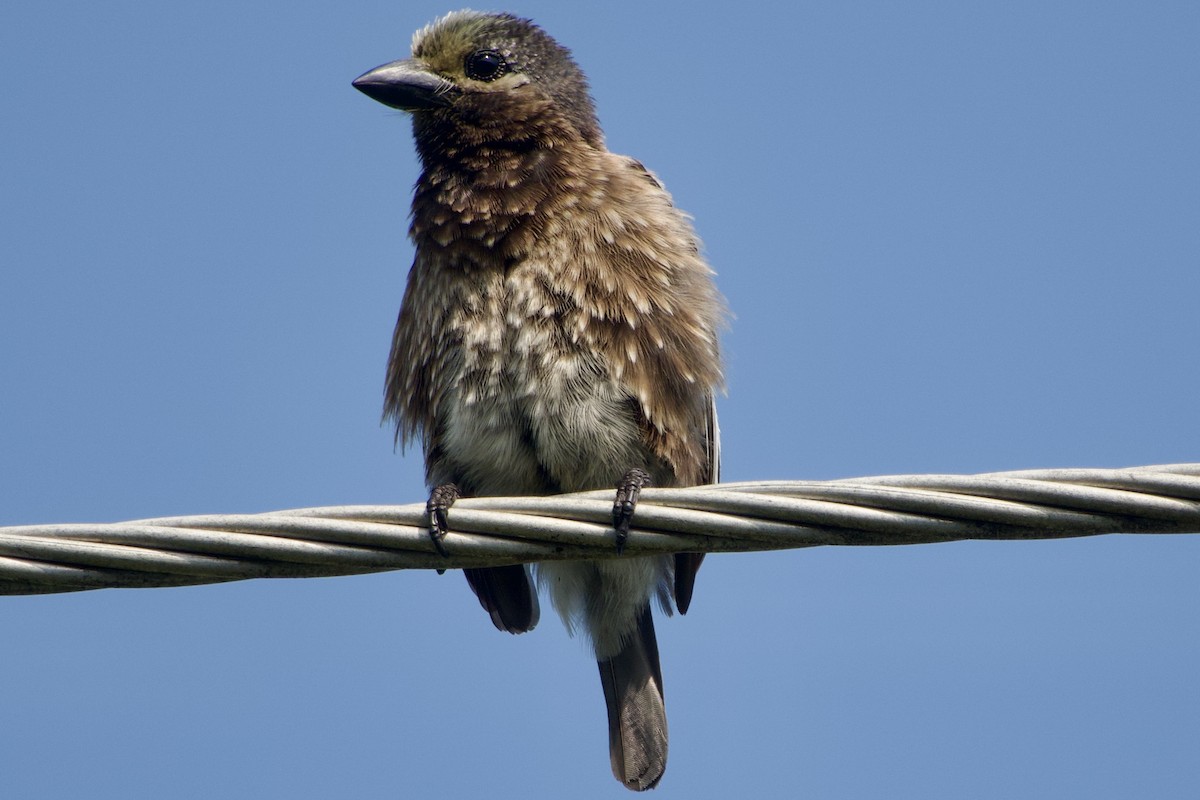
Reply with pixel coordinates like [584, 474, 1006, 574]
[426, 483, 461, 561]
[612, 468, 651, 555]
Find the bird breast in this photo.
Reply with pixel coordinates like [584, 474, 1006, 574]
[437, 265, 648, 497]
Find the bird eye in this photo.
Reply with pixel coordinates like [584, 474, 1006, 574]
[465, 49, 509, 82]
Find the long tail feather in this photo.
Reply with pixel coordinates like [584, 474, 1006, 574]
[597, 605, 667, 791]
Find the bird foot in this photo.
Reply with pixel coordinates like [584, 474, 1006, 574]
[612, 468, 651, 555]
[425, 483, 461, 564]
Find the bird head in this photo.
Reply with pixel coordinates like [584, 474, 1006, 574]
[353, 10, 603, 149]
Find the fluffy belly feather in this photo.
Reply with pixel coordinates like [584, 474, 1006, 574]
[538, 557, 670, 658]
[440, 274, 647, 495]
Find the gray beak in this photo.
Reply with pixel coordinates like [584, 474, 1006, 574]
[352, 59, 455, 110]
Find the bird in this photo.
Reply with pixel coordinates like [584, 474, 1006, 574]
[352, 10, 725, 790]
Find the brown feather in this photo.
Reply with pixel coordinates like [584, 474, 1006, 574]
[363, 11, 726, 790]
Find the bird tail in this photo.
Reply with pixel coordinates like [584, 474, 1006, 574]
[597, 604, 667, 791]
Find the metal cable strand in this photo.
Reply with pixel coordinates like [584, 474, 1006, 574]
[2, 463, 1197, 596]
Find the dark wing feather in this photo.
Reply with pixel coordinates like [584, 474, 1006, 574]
[464, 565, 541, 634]
[673, 393, 719, 614]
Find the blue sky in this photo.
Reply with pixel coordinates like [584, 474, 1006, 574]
[2, 2, 1198, 798]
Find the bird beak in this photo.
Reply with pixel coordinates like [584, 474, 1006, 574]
[352, 59, 455, 110]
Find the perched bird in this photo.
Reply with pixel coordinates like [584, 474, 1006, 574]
[353, 11, 724, 790]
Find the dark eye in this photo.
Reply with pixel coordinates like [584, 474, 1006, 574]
[465, 49, 508, 82]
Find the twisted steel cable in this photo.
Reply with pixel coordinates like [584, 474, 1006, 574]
[2, 463, 1197, 596]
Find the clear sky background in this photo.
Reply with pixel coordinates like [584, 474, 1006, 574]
[2, 2, 1198, 798]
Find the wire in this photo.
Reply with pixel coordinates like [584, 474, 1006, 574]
[2, 463, 1197, 595]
